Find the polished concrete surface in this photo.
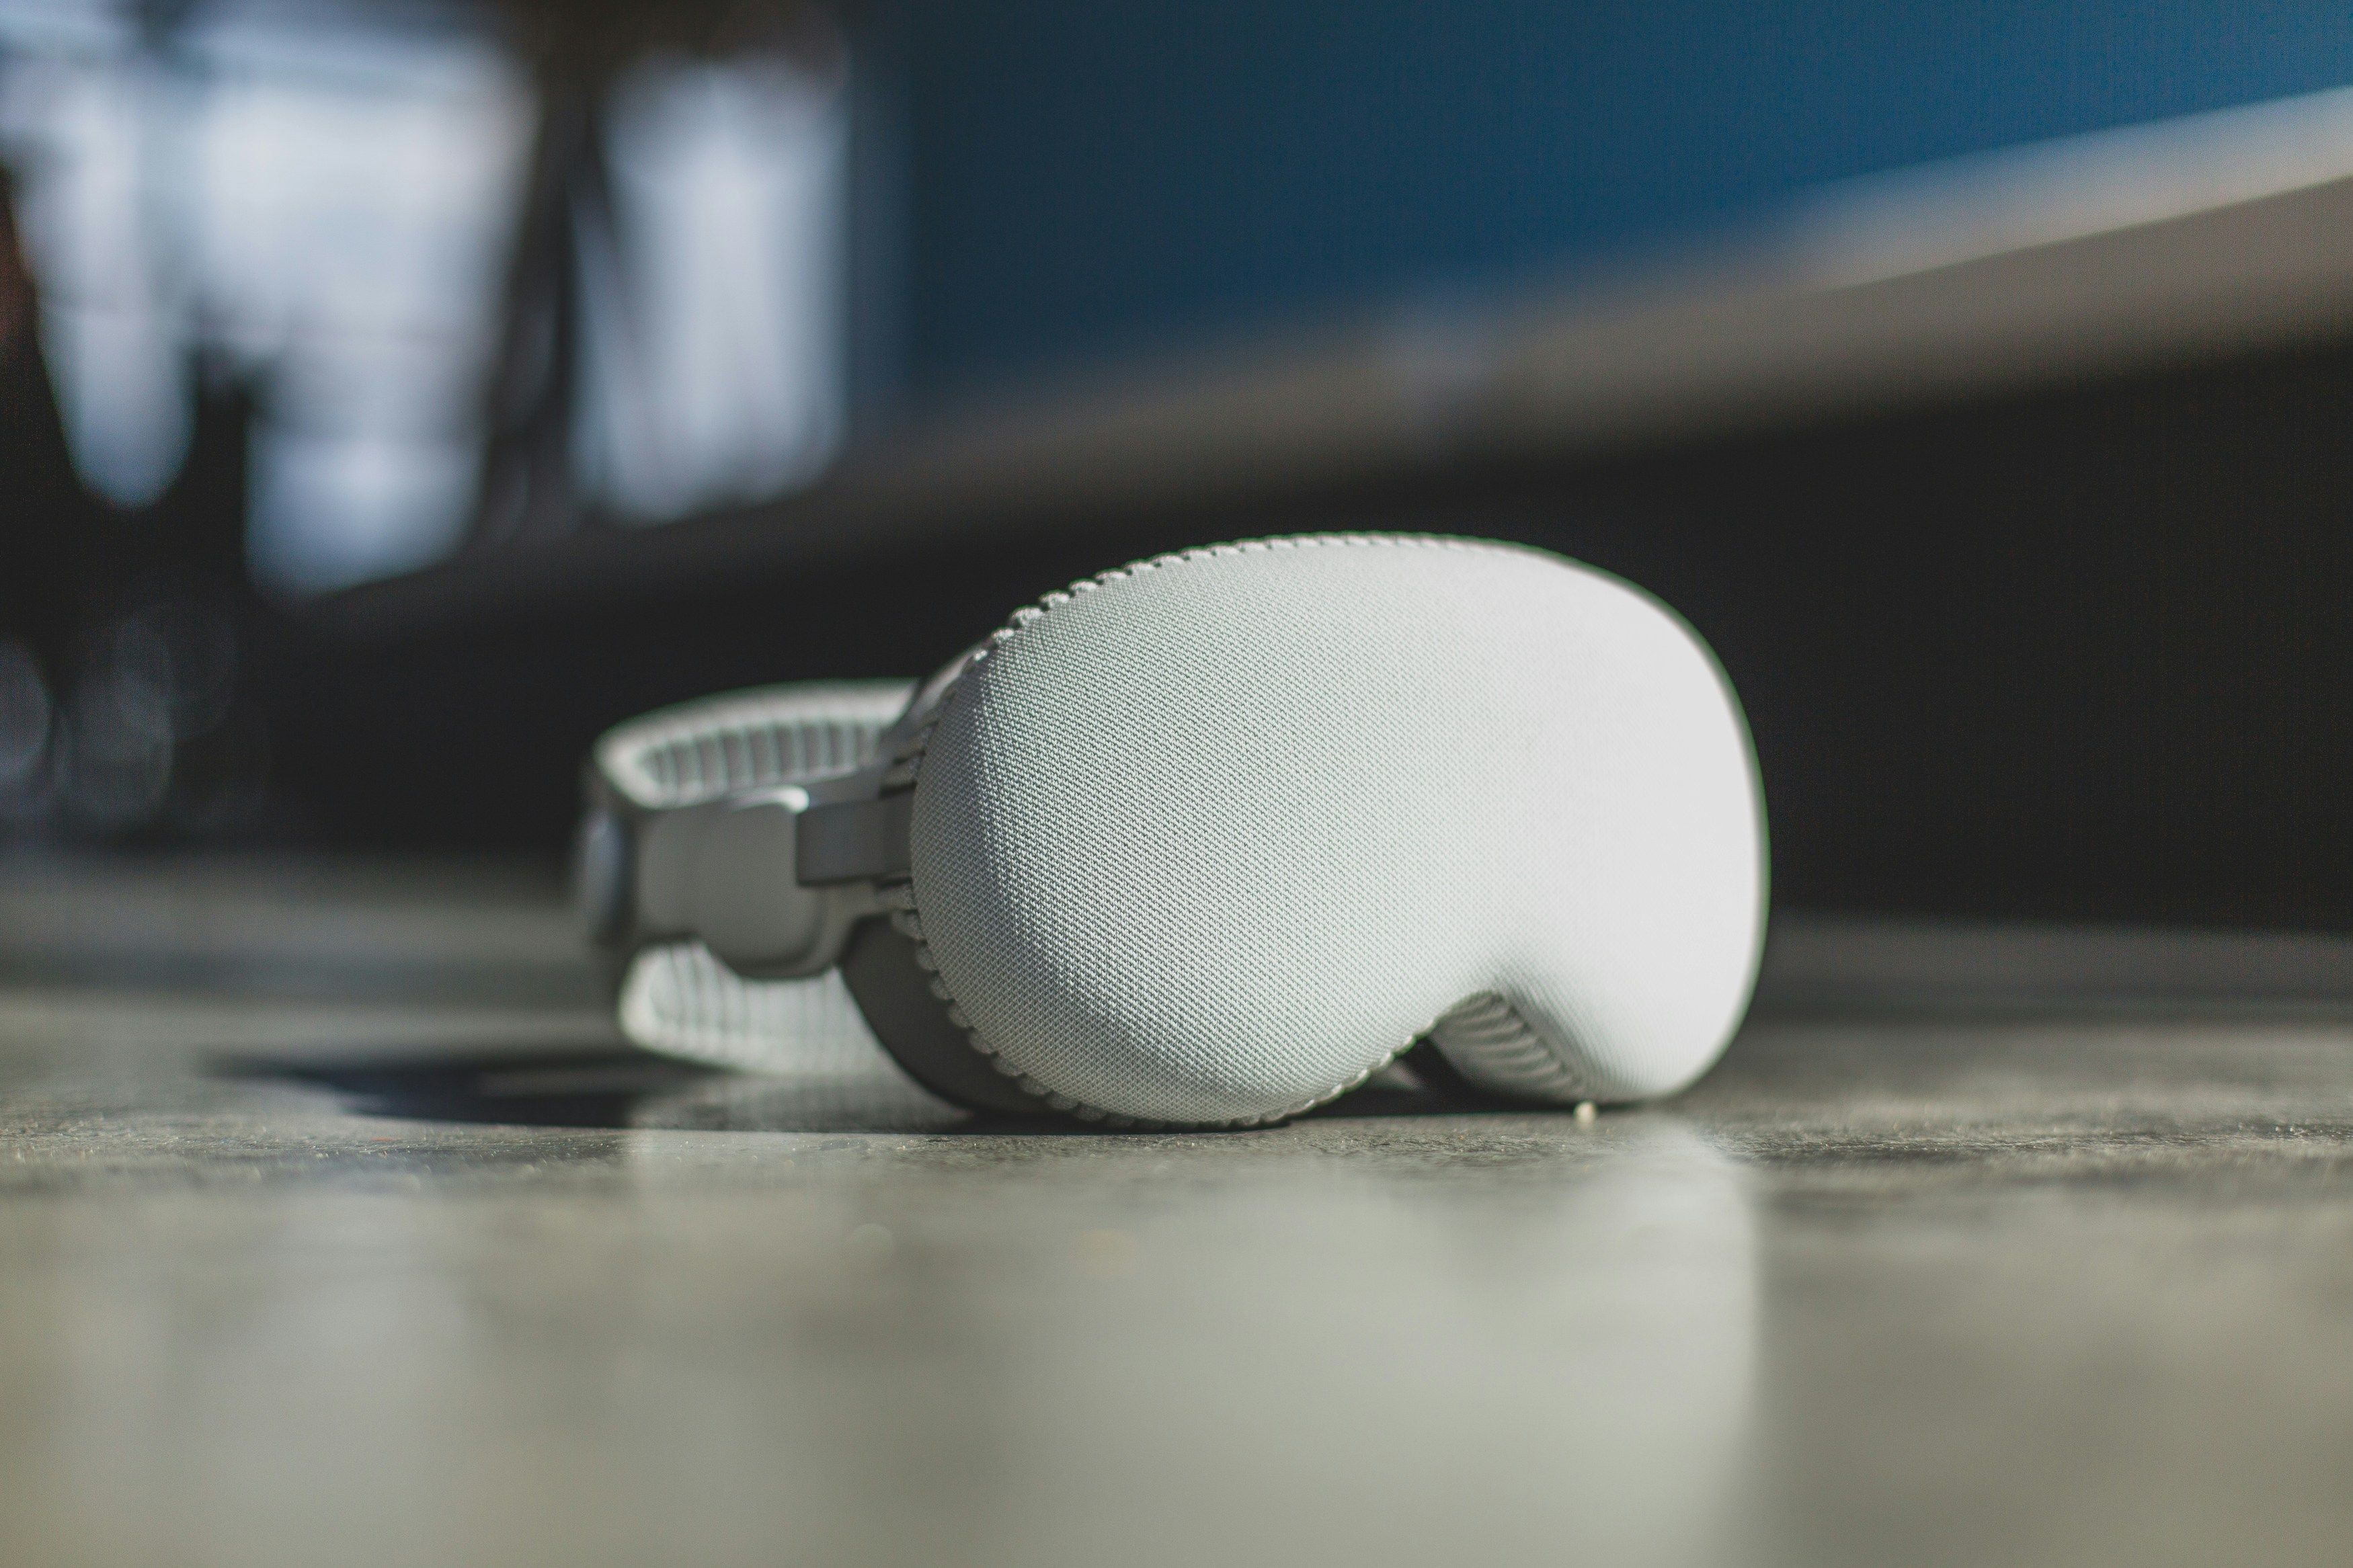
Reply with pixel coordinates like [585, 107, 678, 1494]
[3, 857, 2352, 1567]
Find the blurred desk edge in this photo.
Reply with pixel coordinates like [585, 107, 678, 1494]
[311, 87, 2353, 636]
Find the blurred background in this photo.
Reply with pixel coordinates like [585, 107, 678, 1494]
[7, 0, 2353, 926]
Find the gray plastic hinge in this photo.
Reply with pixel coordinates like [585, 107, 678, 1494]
[797, 791, 914, 884]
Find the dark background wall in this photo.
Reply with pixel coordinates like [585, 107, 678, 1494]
[269, 331, 2353, 929]
[266, 1, 2353, 927]
[15, 0, 2353, 934]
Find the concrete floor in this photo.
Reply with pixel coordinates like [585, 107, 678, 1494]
[3, 858, 2352, 1567]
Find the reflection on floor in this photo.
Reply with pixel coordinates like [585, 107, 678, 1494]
[1, 855, 2349, 1567]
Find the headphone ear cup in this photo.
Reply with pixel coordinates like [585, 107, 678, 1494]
[839, 916, 1049, 1116]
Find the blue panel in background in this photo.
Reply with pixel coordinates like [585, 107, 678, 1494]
[902, 1, 2353, 396]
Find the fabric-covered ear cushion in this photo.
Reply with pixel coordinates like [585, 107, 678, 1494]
[879, 534, 1767, 1129]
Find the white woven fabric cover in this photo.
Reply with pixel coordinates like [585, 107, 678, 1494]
[904, 536, 1766, 1126]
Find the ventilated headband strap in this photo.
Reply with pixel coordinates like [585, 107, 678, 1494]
[583, 681, 928, 1081]
[593, 682, 920, 811]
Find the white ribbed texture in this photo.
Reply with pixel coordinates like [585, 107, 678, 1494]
[1427, 991, 1594, 1101]
[600, 680, 945, 1110]
[617, 939, 945, 1119]
[904, 536, 1767, 1126]
[595, 681, 914, 809]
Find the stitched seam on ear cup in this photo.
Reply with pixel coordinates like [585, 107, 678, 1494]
[887, 864, 1417, 1129]
[873, 882, 1137, 1126]
[879, 532, 1546, 1129]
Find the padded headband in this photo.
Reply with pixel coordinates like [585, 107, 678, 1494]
[580, 682, 915, 1077]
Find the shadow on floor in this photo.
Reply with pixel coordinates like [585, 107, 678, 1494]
[212, 1044, 1083, 1132]
[212, 1041, 1499, 1133]
[214, 1046, 727, 1128]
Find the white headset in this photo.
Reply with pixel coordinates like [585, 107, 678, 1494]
[581, 534, 1767, 1126]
